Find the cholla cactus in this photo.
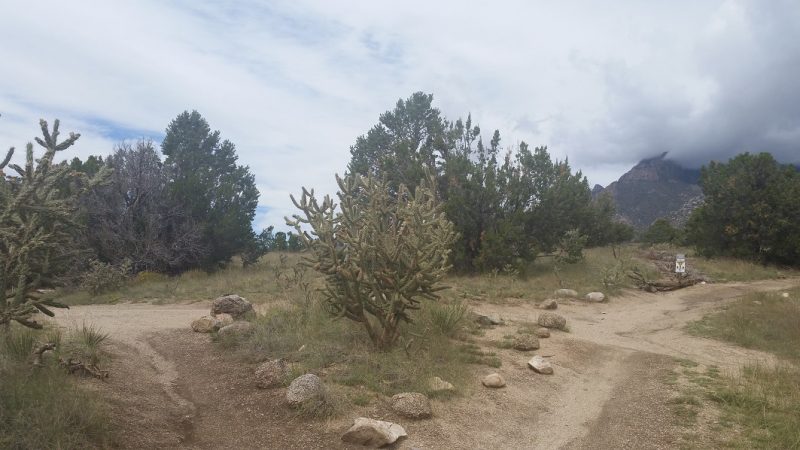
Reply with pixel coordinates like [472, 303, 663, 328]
[1, 119, 107, 328]
[287, 172, 456, 349]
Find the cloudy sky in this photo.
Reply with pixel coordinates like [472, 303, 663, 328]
[2, 0, 798, 230]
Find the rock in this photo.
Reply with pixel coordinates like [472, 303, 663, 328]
[585, 292, 606, 302]
[286, 374, 326, 407]
[215, 313, 234, 328]
[554, 288, 578, 298]
[481, 373, 506, 388]
[341, 417, 407, 447]
[428, 376, 455, 393]
[753, 300, 762, 305]
[534, 328, 551, 338]
[539, 299, 558, 310]
[476, 314, 504, 326]
[211, 294, 253, 319]
[512, 334, 540, 351]
[254, 359, 289, 389]
[538, 312, 567, 330]
[217, 320, 254, 337]
[191, 315, 219, 333]
[782, 292, 790, 298]
[528, 355, 554, 375]
[390, 393, 432, 419]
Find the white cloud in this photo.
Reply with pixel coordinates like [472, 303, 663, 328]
[2, 0, 798, 230]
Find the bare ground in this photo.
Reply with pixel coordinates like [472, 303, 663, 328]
[50, 279, 799, 449]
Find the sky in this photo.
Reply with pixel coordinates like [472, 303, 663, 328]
[1, 0, 798, 231]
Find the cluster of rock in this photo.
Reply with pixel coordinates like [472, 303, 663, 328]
[543, 289, 606, 309]
[190, 294, 254, 336]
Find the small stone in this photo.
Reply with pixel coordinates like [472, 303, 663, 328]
[341, 418, 407, 447]
[528, 355, 554, 375]
[254, 359, 289, 389]
[428, 376, 455, 392]
[782, 292, 790, 298]
[191, 315, 219, 333]
[534, 328, 551, 338]
[482, 373, 506, 388]
[217, 320, 254, 337]
[211, 294, 253, 319]
[215, 313, 234, 328]
[512, 334, 540, 351]
[390, 392, 432, 419]
[476, 314, 504, 326]
[585, 292, 606, 302]
[539, 299, 558, 310]
[538, 312, 567, 330]
[753, 300, 762, 305]
[286, 374, 326, 407]
[554, 289, 578, 298]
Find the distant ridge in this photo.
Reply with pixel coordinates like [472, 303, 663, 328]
[594, 153, 702, 230]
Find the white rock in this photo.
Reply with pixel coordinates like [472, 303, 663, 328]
[286, 374, 326, 407]
[585, 292, 606, 302]
[482, 373, 506, 388]
[428, 376, 455, 392]
[390, 393, 432, 419]
[782, 292, 790, 298]
[476, 314, 504, 326]
[191, 316, 219, 333]
[539, 299, 558, 310]
[341, 418, 407, 447]
[538, 312, 567, 330]
[528, 355, 554, 375]
[554, 289, 579, 298]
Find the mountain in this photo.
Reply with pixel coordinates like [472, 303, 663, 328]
[594, 153, 703, 230]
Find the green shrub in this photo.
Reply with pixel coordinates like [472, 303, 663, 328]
[287, 171, 456, 349]
[80, 259, 132, 295]
[426, 300, 469, 337]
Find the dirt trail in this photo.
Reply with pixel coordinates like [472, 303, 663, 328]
[49, 279, 798, 449]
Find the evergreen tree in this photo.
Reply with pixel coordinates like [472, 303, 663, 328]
[348, 92, 449, 193]
[161, 111, 259, 268]
[686, 152, 800, 265]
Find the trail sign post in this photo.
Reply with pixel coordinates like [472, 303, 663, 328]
[675, 254, 686, 274]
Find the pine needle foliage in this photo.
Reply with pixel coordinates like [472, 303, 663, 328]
[287, 172, 456, 349]
[1, 119, 108, 329]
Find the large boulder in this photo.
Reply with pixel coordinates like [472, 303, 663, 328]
[481, 373, 506, 388]
[390, 393, 432, 419]
[554, 289, 578, 299]
[211, 294, 253, 319]
[512, 334, 540, 351]
[217, 321, 254, 337]
[191, 316, 219, 333]
[538, 312, 567, 330]
[286, 374, 326, 407]
[341, 418, 407, 447]
[528, 355, 554, 374]
[539, 299, 558, 310]
[254, 359, 289, 389]
[585, 292, 606, 302]
[215, 313, 234, 328]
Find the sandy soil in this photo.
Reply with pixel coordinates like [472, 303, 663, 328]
[49, 279, 798, 449]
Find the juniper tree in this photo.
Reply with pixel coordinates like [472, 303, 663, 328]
[1, 119, 107, 329]
[287, 172, 456, 349]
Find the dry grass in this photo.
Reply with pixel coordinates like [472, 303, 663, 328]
[60, 252, 315, 306]
[687, 288, 800, 360]
[0, 324, 113, 449]
[680, 287, 800, 448]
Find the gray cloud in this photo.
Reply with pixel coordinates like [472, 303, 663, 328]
[1, 0, 797, 229]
